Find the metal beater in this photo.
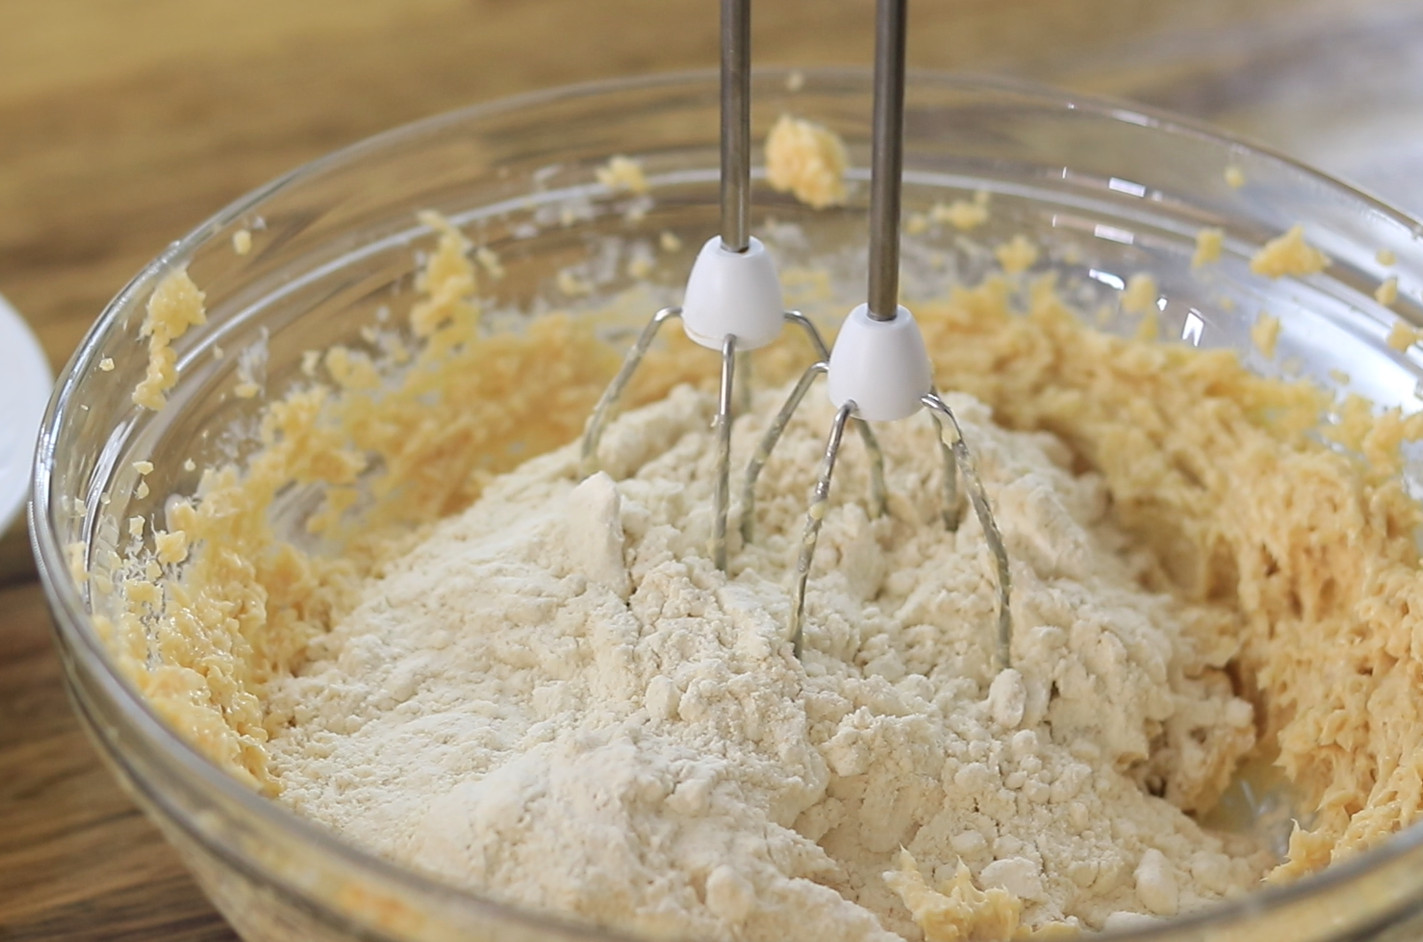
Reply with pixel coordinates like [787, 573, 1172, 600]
[741, 0, 1012, 663]
[579, 0, 887, 571]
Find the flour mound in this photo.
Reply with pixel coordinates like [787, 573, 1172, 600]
[265, 384, 1269, 941]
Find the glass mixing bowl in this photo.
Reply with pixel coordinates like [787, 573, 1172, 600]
[29, 70, 1423, 941]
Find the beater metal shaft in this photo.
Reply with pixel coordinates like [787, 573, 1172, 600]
[721, 0, 751, 254]
[867, 0, 906, 323]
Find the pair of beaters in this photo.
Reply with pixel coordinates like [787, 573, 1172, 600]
[580, 0, 1010, 663]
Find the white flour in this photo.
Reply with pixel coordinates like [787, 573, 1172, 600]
[265, 383, 1269, 941]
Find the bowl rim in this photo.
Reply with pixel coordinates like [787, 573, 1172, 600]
[29, 66, 1423, 941]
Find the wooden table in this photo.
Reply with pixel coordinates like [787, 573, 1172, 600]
[3, 0, 1422, 937]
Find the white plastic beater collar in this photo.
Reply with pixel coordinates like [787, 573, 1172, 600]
[826, 303, 933, 422]
[680, 235, 785, 351]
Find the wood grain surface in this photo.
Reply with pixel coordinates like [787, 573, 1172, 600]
[3, 0, 1422, 938]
